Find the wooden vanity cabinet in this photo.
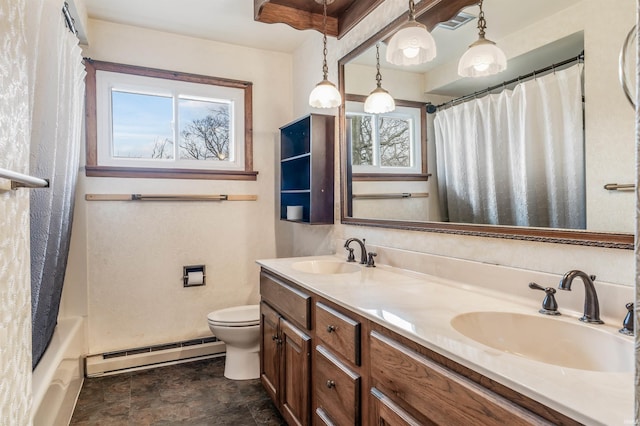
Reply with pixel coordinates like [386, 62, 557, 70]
[259, 268, 581, 426]
[260, 272, 312, 426]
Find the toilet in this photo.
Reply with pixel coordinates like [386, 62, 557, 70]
[207, 304, 260, 380]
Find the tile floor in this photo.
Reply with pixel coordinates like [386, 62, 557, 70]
[70, 357, 285, 425]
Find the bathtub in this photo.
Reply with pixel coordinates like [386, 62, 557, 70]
[31, 316, 85, 426]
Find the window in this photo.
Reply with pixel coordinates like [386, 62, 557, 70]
[346, 99, 426, 178]
[85, 60, 256, 180]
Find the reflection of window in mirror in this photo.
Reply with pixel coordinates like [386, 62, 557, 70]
[345, 95, 428, 181]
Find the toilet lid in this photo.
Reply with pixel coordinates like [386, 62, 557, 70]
[207, 304, 260, 326]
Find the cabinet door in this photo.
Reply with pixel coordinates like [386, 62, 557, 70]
[281, 318, 312, 426]
[371, 388, 427, 426]
[260, 302, 280, 404]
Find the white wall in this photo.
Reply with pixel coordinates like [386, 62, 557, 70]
[0, 0, 32, 422]
[345, 62, 427, 102]
[288, 0, 635, 287]
[73, 19, 292, 353]
[582, 1, 635, 233]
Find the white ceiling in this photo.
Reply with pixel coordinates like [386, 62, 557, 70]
[83, 0, 314, 53]
[83, 0, 586, 95]
[84, 0, 583, 56]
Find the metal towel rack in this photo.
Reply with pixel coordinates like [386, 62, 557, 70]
[603, 183, 635, 191]
[352, 192, 429, 200]
[85, 194, 257, 202]
[0, 167, 49, 190]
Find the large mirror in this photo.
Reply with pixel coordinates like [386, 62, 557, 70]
[339, 0, 635, 249]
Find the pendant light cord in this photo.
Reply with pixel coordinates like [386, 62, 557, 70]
[321, 0, 329, 80]
[477, 0, 487, 39]
[408, 0, 416, 20]
[375, 43, 383, 88]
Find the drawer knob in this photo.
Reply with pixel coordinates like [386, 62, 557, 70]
[272, 335, 278, 341]
[326, 380, 335, 389]
[326, 325, 336, 333]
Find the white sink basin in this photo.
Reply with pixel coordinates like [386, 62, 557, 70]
[451, 311, 633, 372]
[291, 260, 360, 275]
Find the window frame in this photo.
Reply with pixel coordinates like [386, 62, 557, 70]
[345, 94, 428, 181]
[84, 59, 256, 180]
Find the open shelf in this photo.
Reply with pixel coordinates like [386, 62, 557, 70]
[279, 114, 334, 224]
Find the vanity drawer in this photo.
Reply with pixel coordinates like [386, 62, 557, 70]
[371, 387, 423, 426]
[260, 271, 311, 330]
[315, 302, 360, 365]
[369, 331, 551, 426]
[314, 345, 361, 426]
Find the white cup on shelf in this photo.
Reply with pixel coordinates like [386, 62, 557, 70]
[286, 205, 303, 221]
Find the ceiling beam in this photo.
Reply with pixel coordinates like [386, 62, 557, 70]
[254, 0, 339, 37]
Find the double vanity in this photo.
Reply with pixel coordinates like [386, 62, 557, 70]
[257, 248, 633, 425]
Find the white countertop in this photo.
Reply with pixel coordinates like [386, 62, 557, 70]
[257, 255, 634, 426]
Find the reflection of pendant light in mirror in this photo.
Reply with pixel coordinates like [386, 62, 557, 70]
[458, 0, 506, 77]
[364, 44, 395, 114]
[309, 0, 342, 108]
[386, 0, 436, 66]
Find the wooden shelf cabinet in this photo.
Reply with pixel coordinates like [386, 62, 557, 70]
[280, 114, 334, 224]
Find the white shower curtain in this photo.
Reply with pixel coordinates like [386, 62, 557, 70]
[27, 0, 86, 369]
[434, 64, 585, 229]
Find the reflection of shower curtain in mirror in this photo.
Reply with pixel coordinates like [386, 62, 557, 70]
[434, 64, 585, 229]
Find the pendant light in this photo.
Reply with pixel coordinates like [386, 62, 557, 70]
[364, 44, 395, 114]
[309, 0, 342, 108]
[458, 0, 507, 77]
[386, 0, 437, 66]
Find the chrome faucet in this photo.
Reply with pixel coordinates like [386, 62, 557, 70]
[344, 238, 368, 264]
[558, 270, 604, 324]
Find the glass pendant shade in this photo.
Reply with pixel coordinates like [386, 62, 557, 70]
[364, 87, 395, 114]
[386, 22, 437, 66]
[458, 38, 507, 77]
[309, 79, 342, 108]
[308, 0, 341, 108]
[458, 0, 507, 78]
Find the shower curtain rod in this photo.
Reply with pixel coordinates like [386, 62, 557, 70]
[430, 51, 585, 112]
[62, 2, 77, 35]
[0, 167, 49, 189]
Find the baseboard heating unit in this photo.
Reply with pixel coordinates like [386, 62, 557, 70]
[85, 337, 225, 377]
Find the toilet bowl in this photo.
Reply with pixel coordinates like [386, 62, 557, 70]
[207, 304, 260, 380]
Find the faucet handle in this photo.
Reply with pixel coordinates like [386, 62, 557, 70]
[528, 282, 560, 316]
[345, 247, 356, 262]
[366, 252, 377, 267]
[619, 302, 634, 336]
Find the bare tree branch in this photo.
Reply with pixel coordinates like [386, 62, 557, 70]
[151, 137, 174, 159]
[180, 108, 230, 160]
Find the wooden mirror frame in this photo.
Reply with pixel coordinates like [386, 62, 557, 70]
[338, 0, 634, 250]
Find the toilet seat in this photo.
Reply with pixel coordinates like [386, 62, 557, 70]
[207, 304, 260, 327]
